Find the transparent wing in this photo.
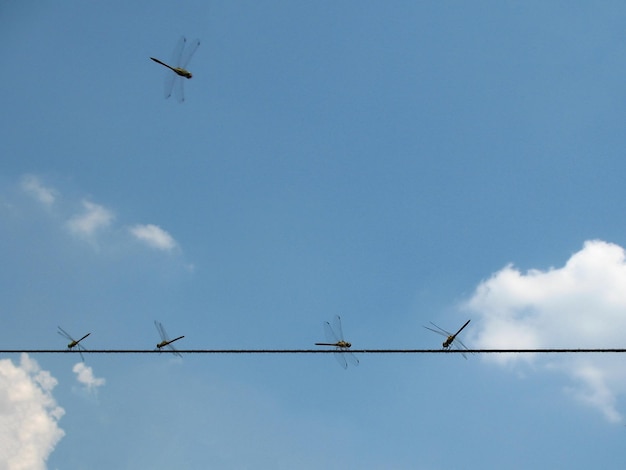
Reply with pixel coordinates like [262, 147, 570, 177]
[452, 338, 471, 360]
[162, 37, 186, 99]
[180, 39, 200, 68]
[57, 326, 74, 341]
[344, 350, 359, 367]
[323, 321, 340, 344]
[170, 36, 186, 67]
[154, 321, 168, 342]
[327, 316, 358, 369]
[155, 321, 183, 357]
[74, 343, 86, 362]
[164, 72, 177, 100]
[332, 351, 348, 369]
[332, 346, 359, 369]
[423, 325, 448, 338]
[428, 322, 452, 336]
[165, 342, 182, 358]
[58, 327, 87, 361]
[173, 75, 185, 102]
[332, 315, 345, 342]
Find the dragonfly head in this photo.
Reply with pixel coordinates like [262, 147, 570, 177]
[344, 341, 351, 348]
[186, 72, 193, 79]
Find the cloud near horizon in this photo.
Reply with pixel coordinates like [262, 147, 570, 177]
[0, 354, 65, 470]
[464, 240, 626, 422]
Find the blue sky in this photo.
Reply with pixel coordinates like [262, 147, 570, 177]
[2, 1, 626, 468]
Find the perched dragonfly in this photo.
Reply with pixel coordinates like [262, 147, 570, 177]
[57, 326, 90, 361]
[424, 319, 471, 359]
[315, 315, 359, 369]
[150, 36, 200, 102]
[154, 321, 184, 357]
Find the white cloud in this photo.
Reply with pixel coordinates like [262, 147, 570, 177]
[72, 363, 105, 394]
[13, 174, 186, 262]
[67, 200, 114, 237]
[464, 240, 626, 422]
[20, 175, 56, 206]
[0, 354, 65, 470]
[130, 224, 177, 251]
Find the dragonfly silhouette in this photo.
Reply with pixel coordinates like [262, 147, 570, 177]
[57, 326, 90, 361]
[315, 315, 359, 369]
[424, 319, 471, 359]
[154, 321, 184, 357]
[150, 36, 200, 102]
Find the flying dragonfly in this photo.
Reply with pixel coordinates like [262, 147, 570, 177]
[424, 319, 471, 359]
[150, 36, 200, 102]
[57, 326, 90, 361]
[154, 321, 184, 358]
[315, 315, 359, 369]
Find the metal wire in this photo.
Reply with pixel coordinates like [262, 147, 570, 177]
[2, 349, 626, 354]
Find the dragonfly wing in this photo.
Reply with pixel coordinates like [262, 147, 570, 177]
[170, 36, 187, 67]
[429, 322, 452, 336]
[454, 338, 471, 359]
[455, 338, 470, 351]
[450, 338, 470, 359]
[164, 72, 177, 99]
[157, 37, 191, 100]
[173, 75, 185, 102]
[154, 321, 168, 342]
[180, 39, 200, 68]
[451, 343, 467, 359]
[345, 350, 359, 367]
[57, 326, 73, 341]
[323, 321, 340, 344]
[332, 350, 348, 369]
[155, 323, 182, 357]
[332, 315, 345, 342]
[75, 343, 86, 362]
[162, 37, 186, 99]
[166, 343, 182, 358]
[423, 325, 447, 338]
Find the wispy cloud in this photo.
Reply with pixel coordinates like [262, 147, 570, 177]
[67, 200, 115, 237]
[72, 362, 106, 394]
[0, 354, 65, 470]
[464, 240, 626, 422]
[10, 174, 188, 265]
[130, 224, 177, 251]
[20, 174, 56, 206]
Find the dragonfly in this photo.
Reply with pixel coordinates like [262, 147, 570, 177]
[424, 319, 471, 359]
[154, 321, 184, 357]
[315, 315, 359, 369]
[150, 36, 200, 102]
[57, 326, 90, 361]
